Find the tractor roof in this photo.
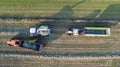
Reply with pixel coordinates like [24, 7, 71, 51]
[39, 25, 48, 29]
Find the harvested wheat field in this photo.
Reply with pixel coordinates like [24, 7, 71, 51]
[0, 0, 120, 67]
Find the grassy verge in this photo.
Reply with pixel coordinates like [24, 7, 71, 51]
[0, 0, 120, 19]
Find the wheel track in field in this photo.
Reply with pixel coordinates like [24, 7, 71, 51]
[0, 54, 116, 67]
[0, 48, 120, 58]
[0, 53, 120, 60]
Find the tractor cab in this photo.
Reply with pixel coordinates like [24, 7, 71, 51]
[37, 25, 51, 36]
[30, 27, 38, 37]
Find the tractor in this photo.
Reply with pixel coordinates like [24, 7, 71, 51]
[7, 39, 43, 52]
[30, 25, 51, 37]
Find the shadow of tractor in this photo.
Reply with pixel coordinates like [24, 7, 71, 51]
[35, 6, 74, 46]
[99, 4, 120, 20]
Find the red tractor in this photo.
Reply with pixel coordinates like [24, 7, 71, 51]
[7, 40, 43, 52]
